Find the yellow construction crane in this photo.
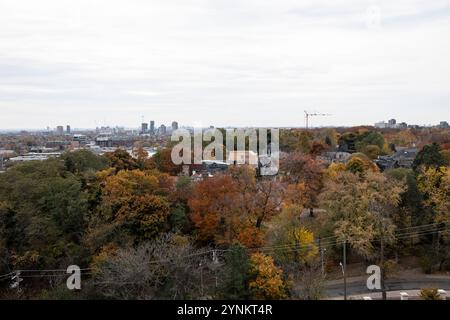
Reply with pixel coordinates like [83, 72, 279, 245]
[304, 110, 331, 129]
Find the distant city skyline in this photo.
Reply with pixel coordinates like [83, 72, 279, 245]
[2, 118, 449, 132]
[1, 0, 450, 129]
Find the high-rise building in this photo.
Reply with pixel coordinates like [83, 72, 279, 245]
[171, 121, 179, 131]
[150, 121, 155, 134]
[66, 125, 71, 134]
[141, 122, 148, 134]
[388, 119, 397, 127]
[159, 124, 166, 135]
[440, 121, 449, 129]
[56, 126, 64, 135]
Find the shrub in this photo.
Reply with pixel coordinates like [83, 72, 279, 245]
[420, 288, 442, 300]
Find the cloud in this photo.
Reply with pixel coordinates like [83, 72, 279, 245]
[0, 0, 449, 128]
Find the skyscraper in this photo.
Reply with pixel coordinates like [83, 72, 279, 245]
[66, 125, 71, 134]
[141, 122, 148, 134]
[388, 119, 397, 127]
[171, 121, 179, 131]
[150, 121, 155, 134]
[56, 126, 64, 135]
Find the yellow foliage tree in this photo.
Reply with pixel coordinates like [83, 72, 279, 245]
[417, 166, 450, 224]
[248, 253, 287, 300]
[325, 163, 346, 180]
[86, 169, 172, 249]
[283, 227, 319, 265]
[345, 155, 379, 176]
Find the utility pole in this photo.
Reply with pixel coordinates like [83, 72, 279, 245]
[319, 239, 326, 276]
[378, 213, 387, 300]
[321, 248, 325, 276]
[10, 271, 23, 297]
[380, 236, 387, 300]
[199, 262, 204, 297]
[343, 239, 347, 301]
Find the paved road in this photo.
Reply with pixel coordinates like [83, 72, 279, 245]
[324, 275, 450, 299]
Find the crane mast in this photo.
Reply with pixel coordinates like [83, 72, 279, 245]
[304, 110, 330, 129]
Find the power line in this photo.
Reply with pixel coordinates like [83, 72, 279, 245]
[0, 224, 448, 280]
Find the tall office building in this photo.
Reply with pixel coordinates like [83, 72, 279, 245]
[66, 125, 71, 134]
[150, 121, 155, 134]
[388, 119, 397, 127]
[56, 126, 64, 135]
[171, 121, 179, 131]
[141, 122, 148, 134]
[159, 124, 166, 135]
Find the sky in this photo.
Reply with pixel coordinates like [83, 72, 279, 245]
[1, 0, 450, 129]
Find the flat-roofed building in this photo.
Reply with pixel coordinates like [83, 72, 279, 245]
[228, 150, 259, 166]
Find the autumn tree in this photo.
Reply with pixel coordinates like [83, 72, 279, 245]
[152, 148, 182, 176]
[266, 205, 320, 298]
[416, 166, 450, 271]
[284, 182, 307, 212]
[230, 166, 283, 229]
[274, 227, 318, 267]
[189, 168, 280, 247]
[310, 141, 328, 157]
[248, 253, 287, 300]
[420, 288, 442, 300]
[345, 153, 379, 176]
[254, 179, 284, 228]
[280, 129, 313, 153]
[133, 147, 156, 170]
[188, 174, 245, 246]
[325, 162, 346, 180]
[105, 149, 139, 173]
[86, 169, 173, 250]
[386, 129, 417, 147]
[319, 171, 405, 258]
[417, 166, 450, 225]
[281, 153, 325, 217]
[441, 149, 450, 166]
[361, 144, 382, 159]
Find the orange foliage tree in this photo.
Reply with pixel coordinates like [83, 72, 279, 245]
[188, 175, 243, 246]
[188, 167, 282, 248]
[281, 153, 325, 217]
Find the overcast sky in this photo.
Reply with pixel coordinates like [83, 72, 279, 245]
[1, 0, 450, 129]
